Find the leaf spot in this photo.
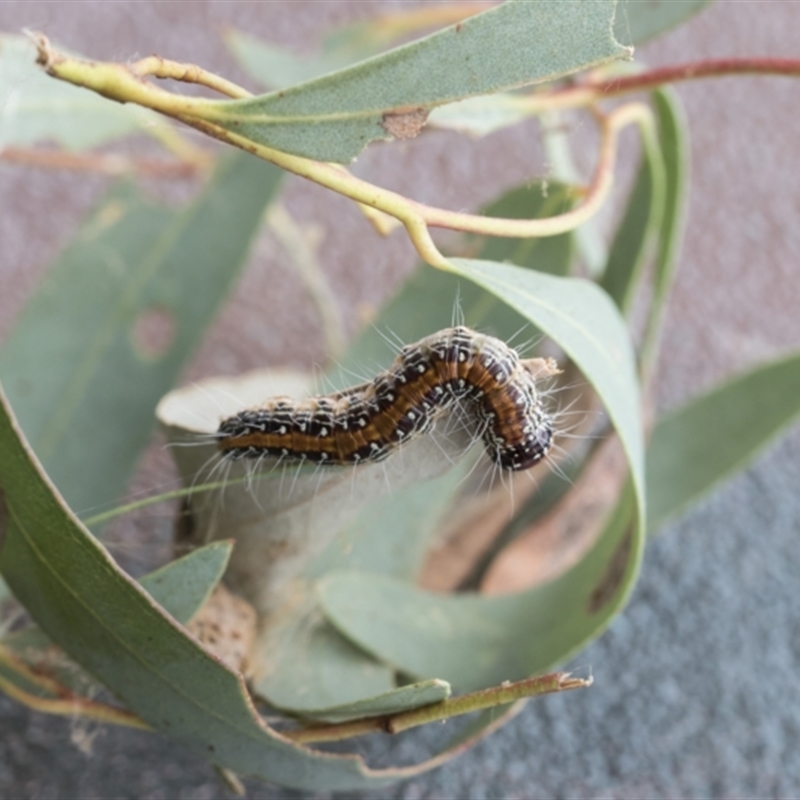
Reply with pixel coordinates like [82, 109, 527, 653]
[382, 107, 429, 140]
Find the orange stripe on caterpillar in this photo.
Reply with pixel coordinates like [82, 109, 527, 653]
[216, 326, 555, 471]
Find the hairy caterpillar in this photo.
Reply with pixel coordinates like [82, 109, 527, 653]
[215, 326, 554, 472]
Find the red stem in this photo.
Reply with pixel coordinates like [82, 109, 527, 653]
[591, 57, 800, 96]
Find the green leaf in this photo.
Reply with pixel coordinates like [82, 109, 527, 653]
[647, 351, 800, 531]
[297, 679, 451, 725]
[1, 542, 232, 696]
[0, 385, 409, 791]
[642, 87, 690, 371]
[320, 486, 638, 692]
[447, 258, 645, 516]
[0, 152, 282, 522]
[196, 0, 629, 162]
[138, 541, 232, 624]
[615, 0, 714, 46]
[601, 117, 666, 311]
[422, 93, 536, 138]
[0, 34, 163, 150]
[251, 590, 396, 718]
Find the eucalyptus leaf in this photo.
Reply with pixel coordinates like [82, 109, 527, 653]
[615, 0, 714, 46]
[319, 258, 646, 692]
[320, 485, 638, 692]
[195, 0, 629, 162]
[0, 34, 163, 150]
[296, 679, 451, 725]
[1, 541, 233, 697]
[642, 87, 690, 370]
[0, 385, 408, 791]
[138, 541, 232, 624]
[251, 589, 395, 717]
[446, 258, 645, 520]
[601, 113, 666, 311]
[647, 350, 800, 531]
[0, 152, 282, 523]
[426, 93, 535, 137]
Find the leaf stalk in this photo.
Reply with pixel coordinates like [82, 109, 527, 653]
[284, 671, 591, 745]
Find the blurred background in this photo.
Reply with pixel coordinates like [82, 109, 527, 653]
[1, 1, 799, 797]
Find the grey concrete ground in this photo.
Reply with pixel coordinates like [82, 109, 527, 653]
[1, 1, 799, 797]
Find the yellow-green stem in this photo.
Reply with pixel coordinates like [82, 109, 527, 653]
[0, 644, 151, 729]
[284, 671, 591, 745]
[33, 35, 643, 270]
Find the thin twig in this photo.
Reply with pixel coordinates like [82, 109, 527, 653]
[540, 56, 800, 111]
[0, 644, 151, 729]
[283, 671, 591, 745]
[593, 57, 800, 96]
[132, 55, 253, 100]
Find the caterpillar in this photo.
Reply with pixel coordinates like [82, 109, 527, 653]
[216, 326, 554, 471]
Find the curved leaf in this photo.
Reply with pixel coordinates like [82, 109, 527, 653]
[195, 0, 629, 162]
[601, 117, 666, 311]
[447, 258, 645, 514]
[642, 87, 690, 370]
[0, 385, 406, 790]
[138, 541, 232, 624]
[321, 486, 637, 692]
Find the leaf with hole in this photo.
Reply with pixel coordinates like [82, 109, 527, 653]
[0, 152, 282, 525]
[195, 0, 629, 162]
